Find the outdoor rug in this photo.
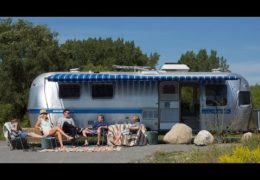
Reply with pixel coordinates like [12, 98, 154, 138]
[39, 145, 121, 152]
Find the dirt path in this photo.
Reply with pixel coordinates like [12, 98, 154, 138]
[0, 141, 232, 163]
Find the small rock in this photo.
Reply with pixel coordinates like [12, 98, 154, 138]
[241, 132, 253, 142]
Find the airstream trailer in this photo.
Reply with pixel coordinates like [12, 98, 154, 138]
[27, 66, 252, 132]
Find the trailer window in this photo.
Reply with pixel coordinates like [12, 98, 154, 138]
[239, 91, 250, 105]
[59, 84, 80, 98]
[206, 85, 227, 106]
[92, 84, 113, 98]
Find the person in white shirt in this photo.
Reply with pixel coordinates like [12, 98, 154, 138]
[57, 109, 82, 146]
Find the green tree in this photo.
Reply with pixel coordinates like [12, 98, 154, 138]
[0, 18, 63, 120]
[250, 84, 260, 109]
[60, 37, 159, 71]
[148, 52, 160, 69]
[178, 49, 230, 72]
[81, 63, 111, 72]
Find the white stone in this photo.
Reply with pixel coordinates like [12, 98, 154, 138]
[163, 123, 192, 144]
[194, 130, 214, 146]
[241, 132, 253, 142]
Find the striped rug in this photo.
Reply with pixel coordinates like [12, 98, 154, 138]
[39, 146, 121, 152]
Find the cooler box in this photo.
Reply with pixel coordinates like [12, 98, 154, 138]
[41, 137, 57, 149]
[146, 131, 158, 145]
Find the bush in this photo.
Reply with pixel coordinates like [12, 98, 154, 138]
[242, 134, 260, 150]
[219, 134, 260, 163]
[0, 104, 13, 140]
[21, 113, 30, 127]
[219, 146, 260, 163]
[0, 104, 13, 123]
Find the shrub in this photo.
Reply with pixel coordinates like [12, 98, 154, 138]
[0, 104, 14, 140]
[21, 113, 30, 127]
[241, 134, 260, 150]
[0, 104, 13, 125]
[219, 146, 260, 163]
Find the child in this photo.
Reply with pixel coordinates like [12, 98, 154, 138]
[82, 114, 109, 146]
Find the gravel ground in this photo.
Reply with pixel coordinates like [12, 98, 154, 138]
[0, 141, 232, 163]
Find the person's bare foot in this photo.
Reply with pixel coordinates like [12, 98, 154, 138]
[59, 146, 66, 150]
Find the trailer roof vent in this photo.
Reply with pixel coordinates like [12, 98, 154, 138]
[212, 68, 222, 73]
[70, 68, 80, 72]
[160, 63, 190, 72]
[140, 70, 159, 75]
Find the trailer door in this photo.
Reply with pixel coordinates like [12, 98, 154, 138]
[159, 81, 180, 130]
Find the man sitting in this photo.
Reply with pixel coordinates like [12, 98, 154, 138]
[82, 114, 109, 146]
[57, 109, 82, 146]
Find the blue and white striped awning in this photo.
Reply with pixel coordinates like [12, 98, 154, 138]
[47, 73, 239, 82]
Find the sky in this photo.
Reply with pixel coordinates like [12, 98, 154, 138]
[11, 17, 260, 85]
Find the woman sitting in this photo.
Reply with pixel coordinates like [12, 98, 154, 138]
[34, 109, 73, 149]
[10, 118, 44, 139]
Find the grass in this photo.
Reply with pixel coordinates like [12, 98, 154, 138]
[137, 133, 260, 163]
[241, 134, 260, 150]
[219, 146, 260, 163]
[136, 144, 235, 163]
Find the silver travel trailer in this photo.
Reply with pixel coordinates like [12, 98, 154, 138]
[27, 67, 253, 132]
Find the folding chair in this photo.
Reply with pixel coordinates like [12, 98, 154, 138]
[100, 128, 108, 145]
[87, 128, 107, 145]
[3, 122, 29, 150]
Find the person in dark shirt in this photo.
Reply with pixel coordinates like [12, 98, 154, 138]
[82, 114, 109, 146]
[57, 109, 83, 146]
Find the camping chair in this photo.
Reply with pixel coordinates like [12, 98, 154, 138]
[3, 122, 29, 150]
[100, 128, 108, 145]
[87, 127, 107, 145]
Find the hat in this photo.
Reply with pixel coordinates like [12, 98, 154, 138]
[40, 109, 48, 114]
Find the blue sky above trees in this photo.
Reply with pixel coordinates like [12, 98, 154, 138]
[13, 17, 260, 85]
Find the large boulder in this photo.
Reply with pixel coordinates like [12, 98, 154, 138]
[163, 123, 192, 144]
[241, 132, 253, 142]
[194, 130, 214, 146]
